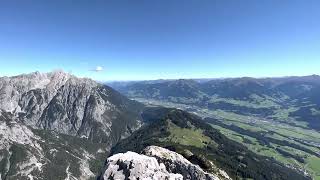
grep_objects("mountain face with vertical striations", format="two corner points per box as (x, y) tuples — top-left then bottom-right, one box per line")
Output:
(0, 71), (146, 179)
(0, 71), (144, 145)
(0, 110), (110, 179)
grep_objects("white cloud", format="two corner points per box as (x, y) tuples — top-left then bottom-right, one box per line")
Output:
(90, 66), (104, 72)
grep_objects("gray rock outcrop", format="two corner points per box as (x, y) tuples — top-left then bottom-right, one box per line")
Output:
(102, 151), (183, 180)
(101, 146), (230, 180)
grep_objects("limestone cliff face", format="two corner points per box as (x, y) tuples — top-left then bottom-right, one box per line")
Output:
(100, 146), (230, 180)
(0, 71), (144, 145)
(0, 110), (109, 180)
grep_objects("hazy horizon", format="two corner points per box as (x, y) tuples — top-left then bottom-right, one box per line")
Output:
(1, 69), (320, 82)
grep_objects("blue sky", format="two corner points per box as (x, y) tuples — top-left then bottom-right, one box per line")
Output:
(0, 0), (319, 81)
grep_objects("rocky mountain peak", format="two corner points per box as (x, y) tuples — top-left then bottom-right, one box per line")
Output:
(0, 71), (144, 145)
(101, 151), (183, 180)
(101, 146), (225, 180)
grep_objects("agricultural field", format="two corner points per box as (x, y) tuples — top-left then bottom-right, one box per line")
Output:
(132, 97), (320, 179)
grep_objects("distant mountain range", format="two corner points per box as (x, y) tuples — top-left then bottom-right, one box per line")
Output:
(108, 75), (320, 131)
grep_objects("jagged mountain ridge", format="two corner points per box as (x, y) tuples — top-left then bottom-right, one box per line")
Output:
(0, 71), (147, 180)
(0, 71), (144, 145)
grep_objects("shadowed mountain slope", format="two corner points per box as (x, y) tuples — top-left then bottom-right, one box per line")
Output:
(111, 107), (309, 180)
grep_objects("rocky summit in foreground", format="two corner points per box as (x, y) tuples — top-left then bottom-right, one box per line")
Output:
(100, 146), (228, 180)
